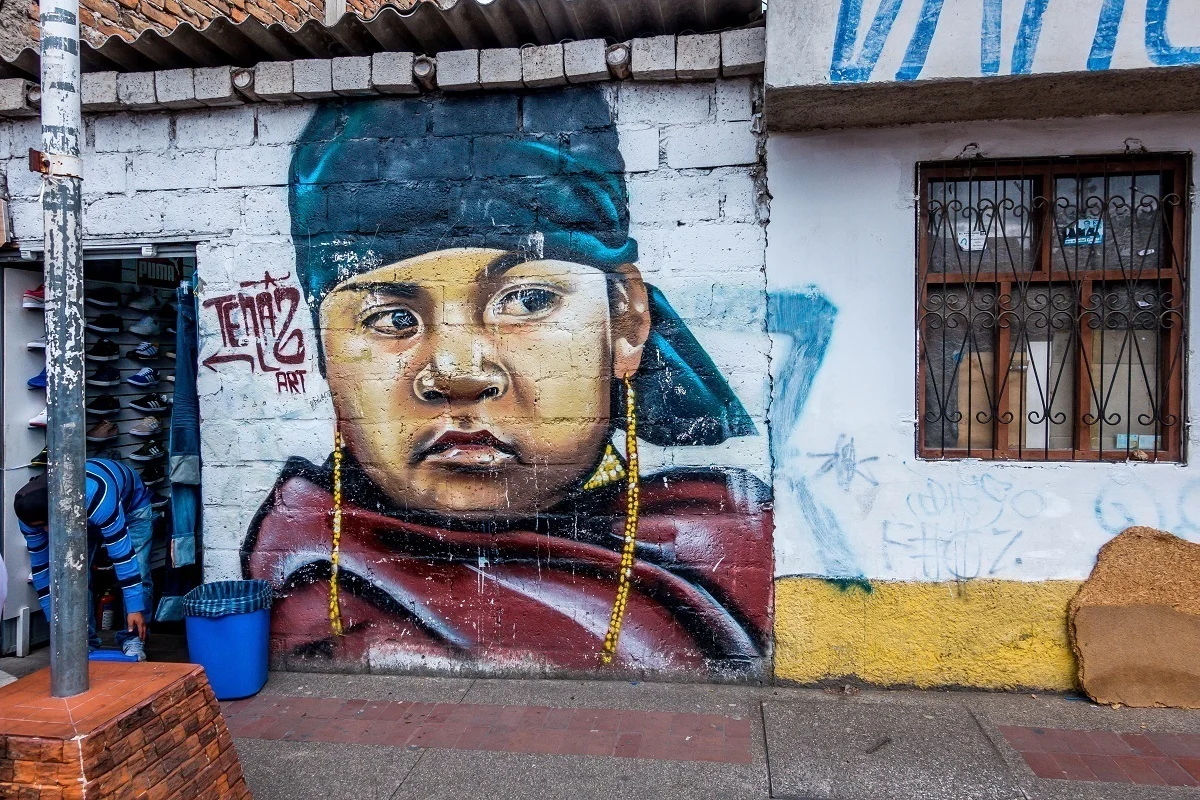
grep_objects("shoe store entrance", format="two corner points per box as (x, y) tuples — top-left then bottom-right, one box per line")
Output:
(0, 246), (200, 663)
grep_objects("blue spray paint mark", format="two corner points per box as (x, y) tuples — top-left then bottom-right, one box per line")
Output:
(1087, 0), (1126, 70)
(895, 0), (946, 81)
(822, 577), (874, 593)
(831, 0), (907, 83)
(1011, 0), (1050, 74)
(768, 288), (863, 579)
(768, 288), (837, 464)
(981, 0), (1003, 75)
(1146, 0), (1200, 66)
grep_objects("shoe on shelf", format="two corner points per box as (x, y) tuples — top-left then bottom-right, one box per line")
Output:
(27, 369), (46, 390)
(129, 416), (162, 437)
(138, 464), (165, 487)
(166, 325), (177, 335)
(127, 367), (159, 388)
(86, 394), (121, 417)
(86, 313), (123, 334)
(86, 420), (120, 442)
(86, 338), (120, 361)
(26, 336), (46, 350)
(29, 447), (48, 468)
(129, 316), (160, 337)
(28, 408), (47, 428)
(93, 446), (122, 460)
(22, 285), (45, 309)
(150, 492), (170, 509)
(128, 341), (159, 361)
(163, 373), (175, 383)
(128, 288), (161, 312)
(86, 287), (122, 308)
(87, 365), (121, 386)
(129, 393), (170, 414)
(121, 636), (146, 662)
(130, 440), (166, 462)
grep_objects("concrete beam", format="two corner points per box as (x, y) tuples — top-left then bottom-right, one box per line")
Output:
(564, 39), (609, 84)
(522, 44), (566, 88)
(721, 28), (766, 77)
(116, 72), (159, 110)
(155, 68), (203, 109)
(437, 49), (480, 91)
(480, 48), (523, 89)
(252, 61), (298, 102)
(371, 52), (418, 94)
(632, 36), (676, 80)
(332, 56), (375, 96)
(194, 67), (243, 107)
(292, 59), (337, 99)
(676, 34), (720, 80)
(81, 72), (120, 112)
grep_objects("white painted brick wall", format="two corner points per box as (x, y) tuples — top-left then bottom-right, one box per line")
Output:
(664, 121), (758, 169)
(130, 150), (217, 191)
(1, 79), (766, 583)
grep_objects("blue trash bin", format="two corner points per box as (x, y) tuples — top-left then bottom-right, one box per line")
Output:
(184, 580), (273, 700)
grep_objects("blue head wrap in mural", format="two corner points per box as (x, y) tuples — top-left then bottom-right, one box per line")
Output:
(289, 87), (755, 446)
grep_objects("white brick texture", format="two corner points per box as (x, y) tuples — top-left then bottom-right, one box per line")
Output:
(664, 121), (758, 169)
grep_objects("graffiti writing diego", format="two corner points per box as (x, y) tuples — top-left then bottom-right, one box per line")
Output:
(239, 87), (773, 678)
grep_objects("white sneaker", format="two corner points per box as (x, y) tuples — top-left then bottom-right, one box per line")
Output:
(128, 289), (160, 312)
(26, 337), (46, 350)
(28, 408), (47, 428)
(121, 637), (146, 661)
(129, 316), (160, 337)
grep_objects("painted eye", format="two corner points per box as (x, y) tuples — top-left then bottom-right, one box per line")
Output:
(495, 287), (559, 317)
(364, 308), (420, 338)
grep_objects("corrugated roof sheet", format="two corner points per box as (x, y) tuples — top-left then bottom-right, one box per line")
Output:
(0, 0), (761, 79)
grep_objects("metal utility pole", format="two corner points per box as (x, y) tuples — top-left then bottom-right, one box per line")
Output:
(39, 0), (88, 697)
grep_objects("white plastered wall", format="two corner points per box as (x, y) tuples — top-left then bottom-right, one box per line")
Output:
(767, 113), (1200, 583)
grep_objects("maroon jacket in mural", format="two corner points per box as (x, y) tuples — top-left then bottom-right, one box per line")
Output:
(242, 456), (773, 677)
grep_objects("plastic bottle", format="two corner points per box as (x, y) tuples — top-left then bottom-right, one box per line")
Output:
(99, 591), (115, 631)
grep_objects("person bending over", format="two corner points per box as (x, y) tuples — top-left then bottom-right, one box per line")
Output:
(14, 458), (155, 660)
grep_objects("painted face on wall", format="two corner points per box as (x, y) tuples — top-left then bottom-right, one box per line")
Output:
(245, 88), (772, 678)
(320, 248), (650, 518)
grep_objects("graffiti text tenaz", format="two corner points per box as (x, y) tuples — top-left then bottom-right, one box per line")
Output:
(202, 271), (308, 392)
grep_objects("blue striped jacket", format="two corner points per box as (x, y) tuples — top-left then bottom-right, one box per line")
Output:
(19, 459), (153, 618)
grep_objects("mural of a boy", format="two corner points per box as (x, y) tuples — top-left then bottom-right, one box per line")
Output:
(242, 86), (773, 677)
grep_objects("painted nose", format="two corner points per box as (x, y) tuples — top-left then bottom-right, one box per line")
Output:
(413, 351), (508, 404)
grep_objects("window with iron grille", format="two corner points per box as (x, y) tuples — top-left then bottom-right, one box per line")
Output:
(918, 155), (1189, 461)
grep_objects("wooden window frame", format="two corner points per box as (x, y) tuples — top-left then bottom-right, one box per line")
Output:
(916, 154), (1190, 463)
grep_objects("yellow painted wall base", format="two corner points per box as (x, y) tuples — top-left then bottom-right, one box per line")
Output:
(774, 577), (1082, 690)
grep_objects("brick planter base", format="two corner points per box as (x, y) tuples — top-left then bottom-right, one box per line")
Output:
(0, 661), (250, 799)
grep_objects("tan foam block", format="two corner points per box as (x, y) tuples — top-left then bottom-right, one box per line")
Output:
(1069, 526), (1200, 708)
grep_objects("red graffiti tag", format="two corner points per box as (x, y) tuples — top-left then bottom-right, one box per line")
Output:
(203, 271), (308, 392)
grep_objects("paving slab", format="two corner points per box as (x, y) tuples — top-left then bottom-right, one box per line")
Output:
(260, 669), (475, 703)
(389, 747), (768, 800)
(458, 676), (762, 716)
(234, 738), (422, 800)
(763, 697), (1022, 800)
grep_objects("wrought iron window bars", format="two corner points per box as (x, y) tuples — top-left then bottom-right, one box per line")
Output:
(918, 155), (1189, 462)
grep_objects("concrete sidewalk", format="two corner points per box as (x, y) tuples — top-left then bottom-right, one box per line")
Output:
(5, 648), (1200, 798)
(219, 671), (1200, 800)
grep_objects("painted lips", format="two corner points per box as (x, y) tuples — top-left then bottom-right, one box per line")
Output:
(418, 429), (518, 468)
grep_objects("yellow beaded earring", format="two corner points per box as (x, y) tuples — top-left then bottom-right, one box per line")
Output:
(329, 426), (345, 637)
(601, 374), (640, 665)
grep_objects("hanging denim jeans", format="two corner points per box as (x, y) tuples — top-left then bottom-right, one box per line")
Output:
(169, 284), (200, 568)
